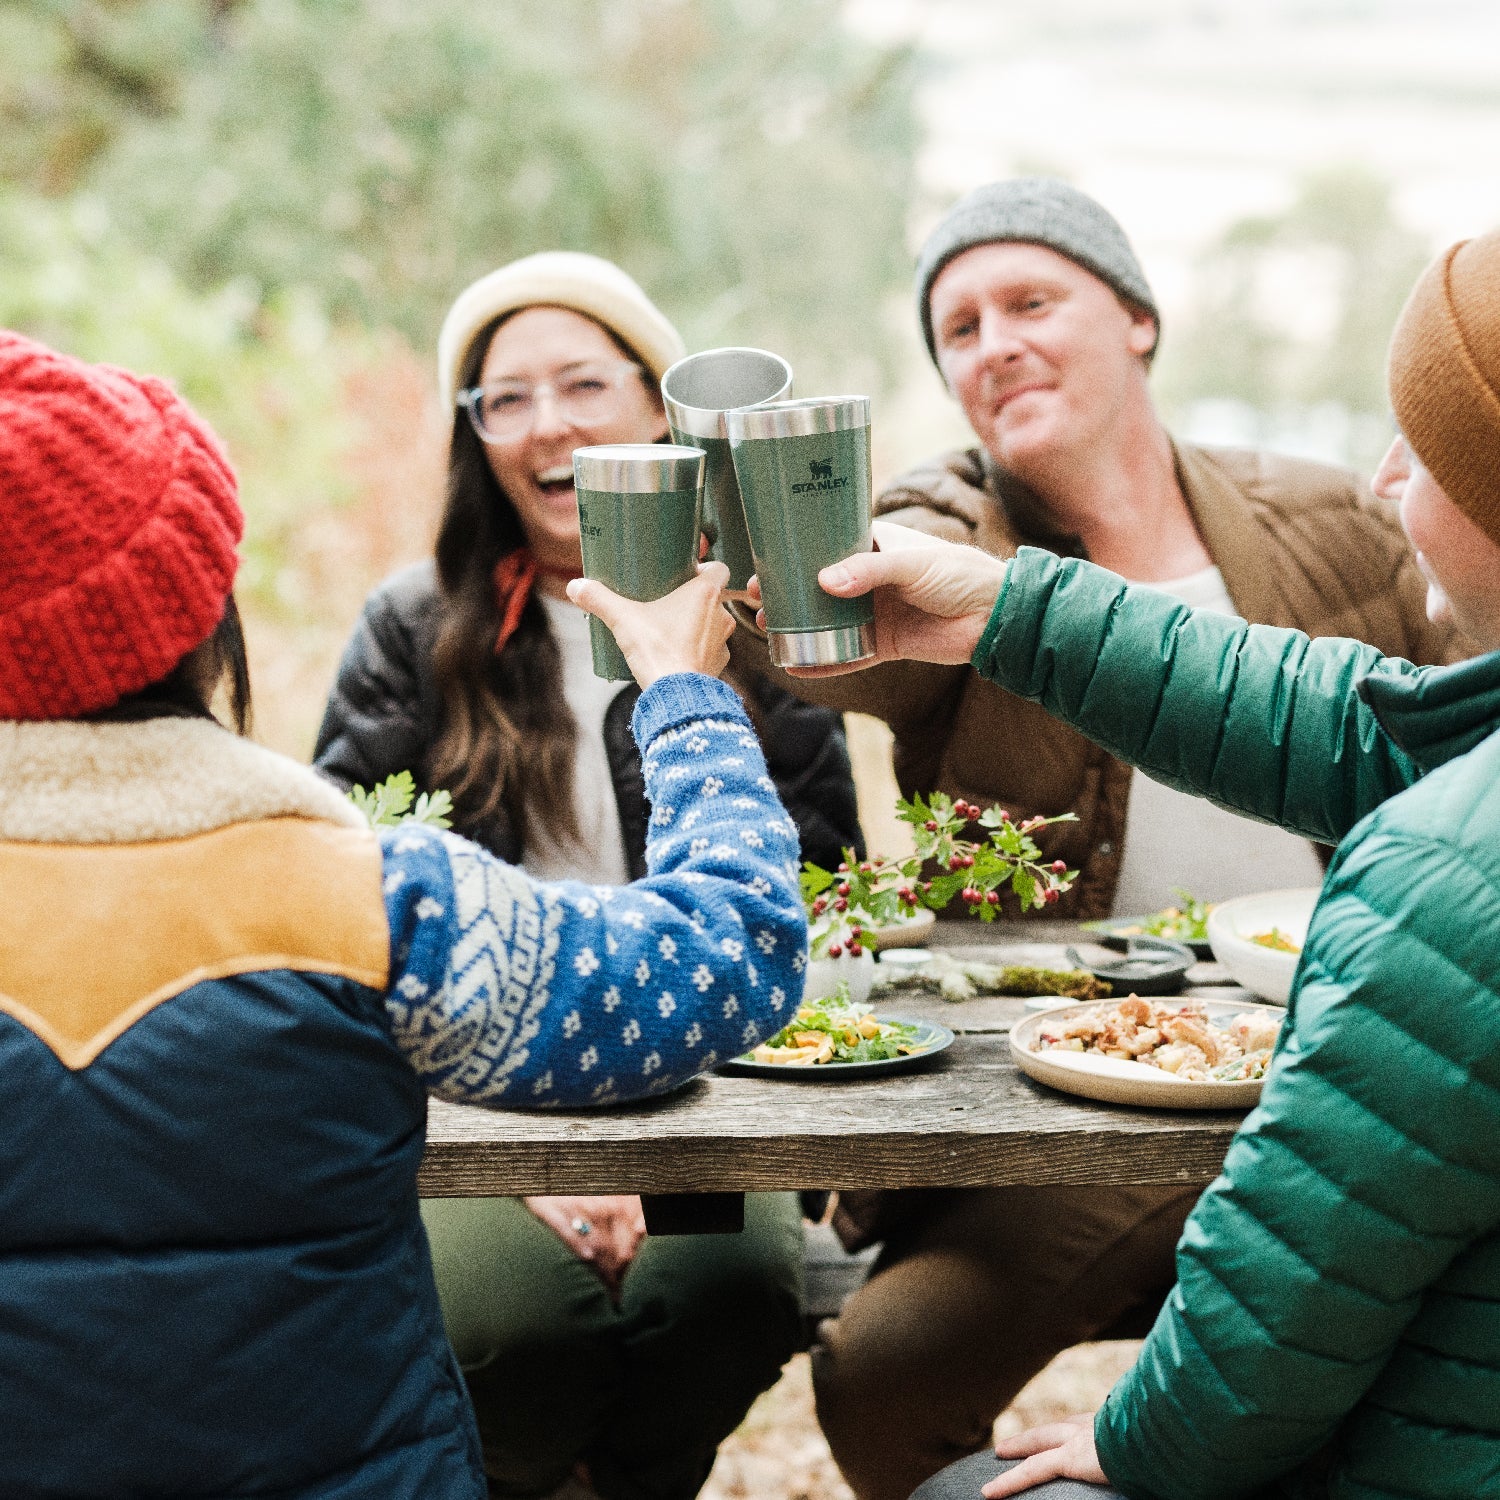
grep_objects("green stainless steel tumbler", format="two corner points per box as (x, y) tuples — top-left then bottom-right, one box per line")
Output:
(724, 396), (876, 669)
(661, 347), (792, 599)
(573, 443), (706, 681)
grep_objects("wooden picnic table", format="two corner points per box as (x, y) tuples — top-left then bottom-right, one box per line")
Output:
(419, 922), (1260, 1223)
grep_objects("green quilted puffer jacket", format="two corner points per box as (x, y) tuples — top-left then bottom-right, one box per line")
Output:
(976, 549), (1500, 1500)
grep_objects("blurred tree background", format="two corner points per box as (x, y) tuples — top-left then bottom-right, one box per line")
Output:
(1, 0), (1442, 759)
(1, 0), (922, 750)
(1154, 165), (1430, 479)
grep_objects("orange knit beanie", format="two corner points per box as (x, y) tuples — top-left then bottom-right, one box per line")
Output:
(1387, 230), (1500, 548)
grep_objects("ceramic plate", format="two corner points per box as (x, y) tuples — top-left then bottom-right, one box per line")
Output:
(720, 1015), (955, 1080)
(1081, 917), (1213, 960)
(1008, 998), (1285, 1109)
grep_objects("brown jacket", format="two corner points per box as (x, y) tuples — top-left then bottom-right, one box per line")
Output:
(748, 439), (1467, 919)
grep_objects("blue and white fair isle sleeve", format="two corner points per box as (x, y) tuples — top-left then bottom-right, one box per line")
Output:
(379, 674), (809, 1107)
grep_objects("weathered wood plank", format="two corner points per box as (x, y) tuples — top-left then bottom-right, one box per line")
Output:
(419, 1034), (1245, 1197)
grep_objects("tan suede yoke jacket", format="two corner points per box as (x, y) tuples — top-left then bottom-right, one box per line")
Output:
(751, 440), (1467, 917)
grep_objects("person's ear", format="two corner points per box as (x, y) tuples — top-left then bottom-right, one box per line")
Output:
(1370, 433), (1411, 504)
(1126, 308), (1158, 359)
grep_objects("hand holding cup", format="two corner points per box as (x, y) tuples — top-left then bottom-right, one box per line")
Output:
(748, 521), (1010, 677)
(569, 563), (736, 689)
(574, 442), (706, 680)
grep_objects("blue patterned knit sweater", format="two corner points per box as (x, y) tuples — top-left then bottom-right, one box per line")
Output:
(377, 673), (809, 1106)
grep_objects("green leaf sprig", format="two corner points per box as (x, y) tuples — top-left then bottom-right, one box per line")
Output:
(801, 792), (1078, 959)
(347, 770), (454, 829)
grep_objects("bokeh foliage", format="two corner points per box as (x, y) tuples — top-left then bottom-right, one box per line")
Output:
(1155, 166), (1430, 474)
(0, 185), (360, 609)
(5, 0), (921, 396)
(0, 0), (922, 751)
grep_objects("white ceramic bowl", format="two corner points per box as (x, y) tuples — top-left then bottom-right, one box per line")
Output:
(875, 948), (933, 974)
(1206, 888), (1320, 1004)
(803, 948), (876, 1005)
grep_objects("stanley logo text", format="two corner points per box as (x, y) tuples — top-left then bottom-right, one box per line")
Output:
(792, 458), (848, 495)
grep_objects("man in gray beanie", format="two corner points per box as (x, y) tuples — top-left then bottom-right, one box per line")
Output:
(914, 177), (1160, 363)
(749, 178), (1467, 1500)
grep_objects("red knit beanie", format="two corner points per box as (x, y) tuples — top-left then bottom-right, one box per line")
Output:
(0, 331), (243, 720)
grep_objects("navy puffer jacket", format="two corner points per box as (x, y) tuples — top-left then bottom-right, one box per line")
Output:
(0, 675), (806, 1496)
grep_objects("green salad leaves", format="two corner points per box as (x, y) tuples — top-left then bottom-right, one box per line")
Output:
(750, 986), (929, 1065)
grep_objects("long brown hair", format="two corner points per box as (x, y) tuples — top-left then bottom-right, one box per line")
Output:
(425, 315), (581, 848)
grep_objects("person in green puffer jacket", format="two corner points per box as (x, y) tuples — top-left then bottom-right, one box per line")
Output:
(771, 232), (1500, 1500)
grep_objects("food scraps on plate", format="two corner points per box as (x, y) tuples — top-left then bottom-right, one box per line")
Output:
(1032, 995), (1281, 1083)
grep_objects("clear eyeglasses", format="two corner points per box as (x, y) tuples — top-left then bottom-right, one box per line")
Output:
(459, 359), (646, 444)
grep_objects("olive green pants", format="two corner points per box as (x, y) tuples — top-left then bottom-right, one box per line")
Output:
(422, 1193), (805, 1500)
(811, 1184), (1197, 1500)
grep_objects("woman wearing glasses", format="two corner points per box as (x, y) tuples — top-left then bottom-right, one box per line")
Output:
(315, 252), (859, 1500)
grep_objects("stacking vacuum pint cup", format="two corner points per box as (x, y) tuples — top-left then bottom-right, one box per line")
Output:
(660, 347), (793, 598)
(724, 396), (876, 668)
(573, 443), (706, 681)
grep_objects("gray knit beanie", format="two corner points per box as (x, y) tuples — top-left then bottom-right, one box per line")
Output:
(916, 178), (1159, 364)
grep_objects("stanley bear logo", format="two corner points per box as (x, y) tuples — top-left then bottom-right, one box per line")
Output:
(792, 456), (848, 495)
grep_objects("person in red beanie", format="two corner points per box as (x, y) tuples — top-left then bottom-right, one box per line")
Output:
(0, 336), (244, 721)
(0, 330), (809, 1499)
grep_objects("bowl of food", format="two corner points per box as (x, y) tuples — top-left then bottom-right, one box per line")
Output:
(1206, 888), (1320, 1004)
(1082, 889), (1215, 958)
(1010, 996), (1284, 1108)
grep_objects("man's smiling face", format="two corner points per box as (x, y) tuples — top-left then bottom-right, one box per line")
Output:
(1374, 435), (1500, 652)
(930, 241), (1157, 477)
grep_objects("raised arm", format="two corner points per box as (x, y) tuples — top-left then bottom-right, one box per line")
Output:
(803, 540), (1423, 846)
(976, 548), (1421, 844)
(377, 670), (806, 1109)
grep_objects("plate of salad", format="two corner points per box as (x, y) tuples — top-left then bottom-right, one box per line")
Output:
(1082, 889), (1216, 959)
(720, 992), (954, 1079)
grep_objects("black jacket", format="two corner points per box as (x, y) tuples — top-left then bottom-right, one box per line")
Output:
(314, 562), (864, 877)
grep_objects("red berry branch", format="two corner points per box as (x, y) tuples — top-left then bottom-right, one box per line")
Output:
(801, 792), (1079, 959)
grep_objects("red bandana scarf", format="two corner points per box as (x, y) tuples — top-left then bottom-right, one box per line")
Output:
(492, 549), (583, 654)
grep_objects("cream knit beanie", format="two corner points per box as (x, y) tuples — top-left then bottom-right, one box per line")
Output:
(1388, 230), (1500, 548)
(437, 252), (685, 411)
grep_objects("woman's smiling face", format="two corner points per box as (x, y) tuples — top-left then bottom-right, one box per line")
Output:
(476, 306), (668, 570)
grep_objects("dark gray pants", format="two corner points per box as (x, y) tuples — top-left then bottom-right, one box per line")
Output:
(910, 1450), (1123, 1500)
